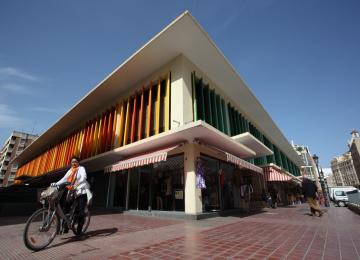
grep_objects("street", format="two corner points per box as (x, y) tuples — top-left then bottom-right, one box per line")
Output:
(0, 205), (359, 260)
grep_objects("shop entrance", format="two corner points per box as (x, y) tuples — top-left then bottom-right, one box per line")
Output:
(107, 172), (128, 209)
(128, 167), (152, 210)
(108, 154), (185, 211)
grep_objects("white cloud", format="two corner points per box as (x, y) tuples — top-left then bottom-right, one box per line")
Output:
(30, 106), (60, 113)
(0, 67), (38, 81)
(0, 104), (24, 128)
(0, 83), (33, 95)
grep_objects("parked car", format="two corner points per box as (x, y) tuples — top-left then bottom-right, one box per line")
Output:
(329, 186), (359, 207)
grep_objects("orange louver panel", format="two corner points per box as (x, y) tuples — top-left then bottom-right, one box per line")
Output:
(123, 99), (131, 146)
(101, 112), (108, 153)
(65, 135), (73, 165)
(70, 134), (77, 162)
(138, 89), (144, 141)
(110, 107), (117, 150)
(93, 117), (100, 155)
(130, 95), (137, 143)
(116, 102), (125, 148)
(155, 80), (161, 135)
(28, 160), (35, 176)
(78, 129), (85, 158)
(146, 85), (152, 138)
(165, 73), (171, 131)
(105, 108), (113, 152)
(85, 122), (94, 158)
(49, 146), (57, 172)
(60, 140), (68, 168)
(81, 124), (90, 160)
(92, 119), (97, 156)
(33, 156), (41, 176)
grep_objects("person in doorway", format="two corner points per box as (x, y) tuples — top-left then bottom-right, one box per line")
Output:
(53, 156), (88, 235)
(269, 188), (281, 208)
(262, 189), (272, 208)
(154, 173), (163, 210)
(165, 175), (173, 210)
(302, 177), (324, 217)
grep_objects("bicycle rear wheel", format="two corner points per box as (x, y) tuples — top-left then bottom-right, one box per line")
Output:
(23, 208), (60, 251)
(71, 210), (91, 236)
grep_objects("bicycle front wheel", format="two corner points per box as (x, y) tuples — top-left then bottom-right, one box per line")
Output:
(23, 208), (60, 251)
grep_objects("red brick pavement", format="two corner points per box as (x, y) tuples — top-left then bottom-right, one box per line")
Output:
(0, 204), (359, 259)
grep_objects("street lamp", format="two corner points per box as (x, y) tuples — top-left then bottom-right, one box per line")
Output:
(312, 154), (330, 207)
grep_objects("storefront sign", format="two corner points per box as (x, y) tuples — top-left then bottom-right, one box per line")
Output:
(175, 189), (184, 199)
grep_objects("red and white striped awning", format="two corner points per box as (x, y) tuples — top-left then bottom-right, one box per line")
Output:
(263, 166), (292, 182)
(104, 145), (179, 173)
(226, 153), (263, 174)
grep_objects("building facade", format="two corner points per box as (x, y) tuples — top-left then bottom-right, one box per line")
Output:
(331, 152), (359, 186)
(14, 12), (303, 217)
(0, 131), (37, 187)
(349, 130), (360, 182)
(292, 143), (322, 186)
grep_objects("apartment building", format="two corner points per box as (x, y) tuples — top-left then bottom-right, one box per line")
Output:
(331, 152), (359, 186)
(0, 131), (37, 187)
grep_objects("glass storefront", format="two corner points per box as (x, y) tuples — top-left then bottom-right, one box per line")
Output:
(200, 154), (263, 212)
(107, 154), (184, 211)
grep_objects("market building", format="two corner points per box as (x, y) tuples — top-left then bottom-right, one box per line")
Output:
(14, 12), (303, 218)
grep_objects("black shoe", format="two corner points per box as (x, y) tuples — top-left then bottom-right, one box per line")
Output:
(63, 227), (69, 234)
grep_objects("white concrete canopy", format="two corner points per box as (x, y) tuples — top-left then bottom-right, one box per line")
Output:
(232, 133), (273, 158)
(80, 120), (256, 173)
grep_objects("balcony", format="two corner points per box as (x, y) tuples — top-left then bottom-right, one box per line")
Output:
(10, 139), (16, 145)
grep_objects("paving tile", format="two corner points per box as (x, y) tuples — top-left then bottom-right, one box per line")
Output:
(1, 205), (360, 259)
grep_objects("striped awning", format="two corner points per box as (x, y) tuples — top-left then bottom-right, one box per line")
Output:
(226, 153), (263, 174)
(263, 166), (292, 182)
(104, 145), (179, 173)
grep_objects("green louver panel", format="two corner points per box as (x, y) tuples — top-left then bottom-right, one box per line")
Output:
(191, 74), (298, 173)
(194, 77), (202, 120)
(203, 84), (211, 125)
(221, 99), (228, 134)
(274, 145), (282, 168)
(210, 89), (217, 129)
(239, 115), (244, 133)
(199, 78), (206, 121)
(215, 94), (223, 132)
(227, 103), (233, 135)
(234, 108), (239, 134)
(191, 72), (198, 121)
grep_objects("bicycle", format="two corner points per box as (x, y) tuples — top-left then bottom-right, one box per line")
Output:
(23, 182), (91, 251)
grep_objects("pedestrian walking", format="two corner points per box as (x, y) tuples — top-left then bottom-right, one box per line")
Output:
(302, 176), (324, 217)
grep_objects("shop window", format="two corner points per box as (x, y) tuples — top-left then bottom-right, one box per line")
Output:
(125, 154), (184, 212)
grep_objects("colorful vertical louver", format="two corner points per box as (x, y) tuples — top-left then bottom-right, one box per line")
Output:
(16, 73), (171, 178)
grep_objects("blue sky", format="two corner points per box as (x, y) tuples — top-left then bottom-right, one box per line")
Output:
(0, 0), (359, 168)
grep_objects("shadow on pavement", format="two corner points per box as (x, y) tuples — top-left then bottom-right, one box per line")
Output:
(0, 216), (28, 226)
(43, 227), (118, 250)
(219, 209), (268, 218)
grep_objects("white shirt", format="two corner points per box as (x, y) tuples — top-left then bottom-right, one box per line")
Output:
(56, 166), (87, 196)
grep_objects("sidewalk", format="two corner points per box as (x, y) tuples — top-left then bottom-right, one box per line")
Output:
(0, 204), (359, 259)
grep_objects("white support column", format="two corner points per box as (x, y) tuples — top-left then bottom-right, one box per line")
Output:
(184, 143), (203, 214)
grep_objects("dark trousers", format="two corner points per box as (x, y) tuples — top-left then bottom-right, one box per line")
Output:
(64, 191), (87, 234)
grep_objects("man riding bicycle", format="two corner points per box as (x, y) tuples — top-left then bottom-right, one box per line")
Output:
(52, 156), (88, 236)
